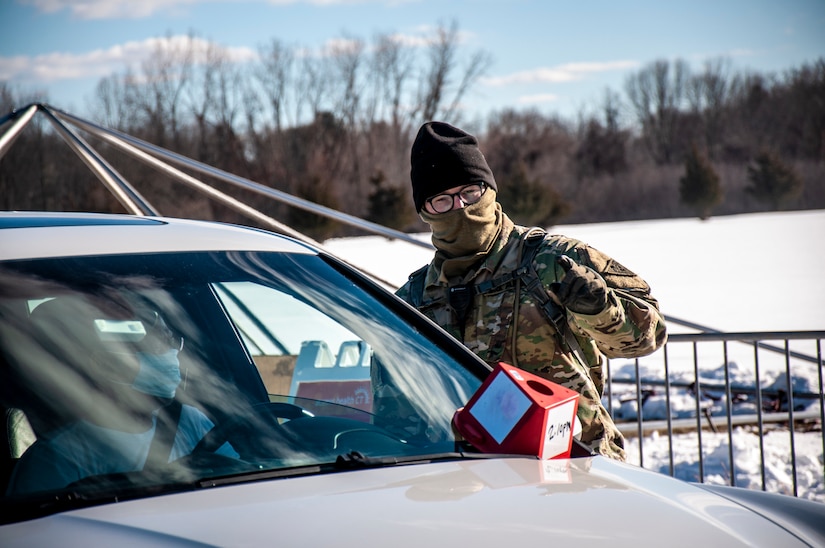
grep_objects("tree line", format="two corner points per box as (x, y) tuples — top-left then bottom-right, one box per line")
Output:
(1, 24), (823, 240)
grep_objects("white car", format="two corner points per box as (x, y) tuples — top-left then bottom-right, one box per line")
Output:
(0, 212), (822, 547)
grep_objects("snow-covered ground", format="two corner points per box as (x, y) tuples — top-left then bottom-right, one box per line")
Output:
(325, 209), (825, 501)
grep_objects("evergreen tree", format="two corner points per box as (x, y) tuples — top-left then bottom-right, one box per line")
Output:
(574, 118), (628, 178)
(365, 170), (413, 230)
(679, 144), (723, 220)
(497, 163), (570, 227)
(746, 150), (803, 210)
(286, 175), (341, 241)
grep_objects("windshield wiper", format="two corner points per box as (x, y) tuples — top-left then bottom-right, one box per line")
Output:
(0, 476), (195, 525)
(194, 450), (472, 488)
(333, 450), (481, 470)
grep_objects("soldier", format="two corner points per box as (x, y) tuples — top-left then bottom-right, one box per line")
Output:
(396, 122), (667, 460)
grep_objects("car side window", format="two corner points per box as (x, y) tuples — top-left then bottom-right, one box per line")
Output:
(215, 282), (373, 413)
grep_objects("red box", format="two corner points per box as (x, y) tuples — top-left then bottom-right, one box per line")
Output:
(453, 363), (580, 460)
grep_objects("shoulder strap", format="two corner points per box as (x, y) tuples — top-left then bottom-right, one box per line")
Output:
(472, 230), (545, 295)
(145, 399), (182, 469)
(516, 229), (589, 367)
(407, 265), (429, 308)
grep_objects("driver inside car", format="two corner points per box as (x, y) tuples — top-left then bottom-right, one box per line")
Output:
(6, 295), (238, 496)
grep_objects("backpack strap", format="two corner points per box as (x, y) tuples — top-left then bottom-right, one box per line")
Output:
(406, 264), (429, 309)
(516, 229), (589, 367)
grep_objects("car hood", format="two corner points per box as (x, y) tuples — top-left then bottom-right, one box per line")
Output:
(0, 457), (816, 547)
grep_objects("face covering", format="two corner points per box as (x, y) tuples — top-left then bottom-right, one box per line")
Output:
(131, 349), (181, 399)
(420, 189), (503, 280)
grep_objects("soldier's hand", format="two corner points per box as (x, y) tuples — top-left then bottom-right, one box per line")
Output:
(550, 255), (609, 315)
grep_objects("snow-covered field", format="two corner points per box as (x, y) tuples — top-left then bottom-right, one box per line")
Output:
(325, 209), (825, 501)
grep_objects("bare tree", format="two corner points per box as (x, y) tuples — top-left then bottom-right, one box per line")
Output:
(294, 55), (330, 124)
(575, 89), (629, 178)
(625, 58), (691, 164)
(92, 68), (146, 132)
(415, 21), (491, 124)
(370, 33), (415, 134)
(254, 39), (295, 133)
(443, 49), (491, 120)
(328, 35), (365, 133)
(137, 33), (196, 148)
(687, 58), (734, 159)
(418, 23), (454, 122)
(93, 74), (128, 129)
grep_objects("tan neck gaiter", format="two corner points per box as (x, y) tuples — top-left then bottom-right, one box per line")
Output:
(420, 190), (503, 281)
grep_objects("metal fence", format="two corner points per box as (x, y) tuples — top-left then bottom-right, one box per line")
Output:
(605, 330), (825, 499)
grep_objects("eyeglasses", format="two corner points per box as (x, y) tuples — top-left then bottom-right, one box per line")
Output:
(425, 183), (487, 214)
(138, 310), (184, 353)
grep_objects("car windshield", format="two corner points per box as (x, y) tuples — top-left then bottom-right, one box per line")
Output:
(0, 250), (484, 512)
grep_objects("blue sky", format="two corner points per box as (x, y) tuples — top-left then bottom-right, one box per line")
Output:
(1, 0), (824, 122)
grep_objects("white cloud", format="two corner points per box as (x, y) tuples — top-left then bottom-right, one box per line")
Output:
(309, 25), (461, 59)
(0, 35), (257, 83)
(366, 25), (474, 50)
(20, 0), (204, 19)
(385, 32), (431, 48)
(267, 0), (421, 6)
(725, 48), (756, 58)
(320, 37), (365, 57)
(20, 0), (414, 19)
(516, 93), (560, 105)
(483, 60), (640, 87)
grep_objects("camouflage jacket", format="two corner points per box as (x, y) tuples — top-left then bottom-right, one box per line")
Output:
(396, 217), (667, 460)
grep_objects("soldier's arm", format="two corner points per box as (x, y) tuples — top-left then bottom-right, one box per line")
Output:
(536, 237), (667, 359)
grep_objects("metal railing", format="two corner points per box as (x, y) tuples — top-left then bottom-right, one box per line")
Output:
(606, 330), (825, 499)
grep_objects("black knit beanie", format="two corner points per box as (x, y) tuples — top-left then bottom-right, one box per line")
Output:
(410, 122), (497, 212)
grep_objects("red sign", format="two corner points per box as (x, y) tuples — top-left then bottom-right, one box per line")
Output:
(295, 380), (373, 418)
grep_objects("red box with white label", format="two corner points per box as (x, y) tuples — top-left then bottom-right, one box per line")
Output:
(453, 363), (580, 460)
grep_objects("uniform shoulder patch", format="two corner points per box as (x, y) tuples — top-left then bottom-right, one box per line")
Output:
(603, 258), (650, 292)
(604, 259), (635, 277)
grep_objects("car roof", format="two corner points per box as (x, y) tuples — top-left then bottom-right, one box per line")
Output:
(0, 212), (316, 261)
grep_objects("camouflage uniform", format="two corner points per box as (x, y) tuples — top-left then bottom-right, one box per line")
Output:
(397, 215), (667, 460)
